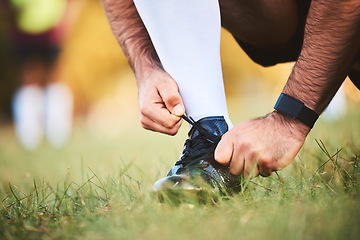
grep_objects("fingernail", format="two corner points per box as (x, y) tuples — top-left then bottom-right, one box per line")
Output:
(173, 104), (184, 116)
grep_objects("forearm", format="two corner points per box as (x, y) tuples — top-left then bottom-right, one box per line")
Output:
(101, 0), (162, 80)
(283, 0), (360, 114)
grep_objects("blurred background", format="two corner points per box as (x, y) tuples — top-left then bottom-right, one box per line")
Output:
(0, 0), (359, 169)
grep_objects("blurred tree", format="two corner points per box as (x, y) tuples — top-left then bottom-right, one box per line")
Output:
(10, 0), (66, 34)
(59, 0), (131, 113)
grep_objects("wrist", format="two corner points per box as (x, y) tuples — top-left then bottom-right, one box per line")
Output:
(269, 111), (310, 138)
(133, 45), (163, 80)
(134, 58), (163, 84)
(135, 66), (174, 97)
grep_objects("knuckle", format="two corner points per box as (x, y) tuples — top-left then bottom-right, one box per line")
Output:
(159, 84), (179, 102)
(139, 115), (147, 124)
(140, 117), (152, 131)
(164, 94), (180, 106)
(249, 149), (260, 160)
(229, 165), (240, 175)
(139, 104), (150, 116)
(239, 141), (250, 151)
(162, 122), (172, 129)
(163, 120), (177, 129)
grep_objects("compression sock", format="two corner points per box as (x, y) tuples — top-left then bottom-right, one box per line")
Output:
(133, 0), (232, 127)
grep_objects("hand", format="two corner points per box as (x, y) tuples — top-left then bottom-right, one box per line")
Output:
(137, 69), (185, 135)
(214, 112), (310, 178)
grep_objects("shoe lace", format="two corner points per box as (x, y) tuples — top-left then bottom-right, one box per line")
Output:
(181, 115), (221, 144)
(175, 115), (222, 171)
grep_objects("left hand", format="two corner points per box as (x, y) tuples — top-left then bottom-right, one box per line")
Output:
(214, 112), (310, 178)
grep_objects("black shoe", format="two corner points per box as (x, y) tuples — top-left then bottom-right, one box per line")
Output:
(153, 115), (242, 198)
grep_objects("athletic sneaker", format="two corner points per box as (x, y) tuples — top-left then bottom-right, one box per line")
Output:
(153, 116), (242, 197)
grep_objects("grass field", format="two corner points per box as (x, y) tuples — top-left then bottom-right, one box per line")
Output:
(0, 105), (359, 240)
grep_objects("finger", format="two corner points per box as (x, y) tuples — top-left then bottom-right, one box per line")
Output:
(157, 82), (185, 117)
(214, 133), (234, 165)
(258, 163), (275, 177)
(228, 153), (245, 176)
(259, 170), (275, 177)
(257, 155), (279, 177)
(243, 163), (259, 179)
(243, 154), (260, 179)
(141, 115), (182, 136)
(141, 102), (182, 129)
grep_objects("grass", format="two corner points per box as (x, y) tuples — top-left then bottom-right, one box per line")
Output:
(0, 106), (359, 240)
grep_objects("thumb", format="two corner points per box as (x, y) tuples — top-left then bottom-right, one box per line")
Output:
(214, 134), (233, 165)
(158, 83), (185, 116)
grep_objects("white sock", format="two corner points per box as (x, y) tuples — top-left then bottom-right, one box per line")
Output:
(12, 85), (44, 151)
(133, 0), (232, 127)
(44, 82), (73, 148)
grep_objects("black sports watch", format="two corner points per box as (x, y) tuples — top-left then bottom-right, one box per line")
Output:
(274, 93), (319, 129)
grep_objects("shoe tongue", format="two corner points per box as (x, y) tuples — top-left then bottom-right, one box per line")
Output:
(189, 116), (228, 139)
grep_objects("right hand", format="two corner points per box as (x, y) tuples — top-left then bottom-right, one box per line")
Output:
(137, 69), (185, 135)
(215, 112), (309, 178)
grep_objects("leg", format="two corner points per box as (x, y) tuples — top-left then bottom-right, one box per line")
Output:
(220, 0), (310, 67)
(43, 47), (73, 149)
(12, 56), (46, 151)
(133, 0), (232, 126)
(132, 0), (242, 196)
(220, 0), (298, 50)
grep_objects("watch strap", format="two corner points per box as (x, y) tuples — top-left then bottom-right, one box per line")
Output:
(274, 93), (319, 129)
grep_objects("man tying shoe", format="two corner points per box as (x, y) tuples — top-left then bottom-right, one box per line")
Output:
(101, 0), (360, 194)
